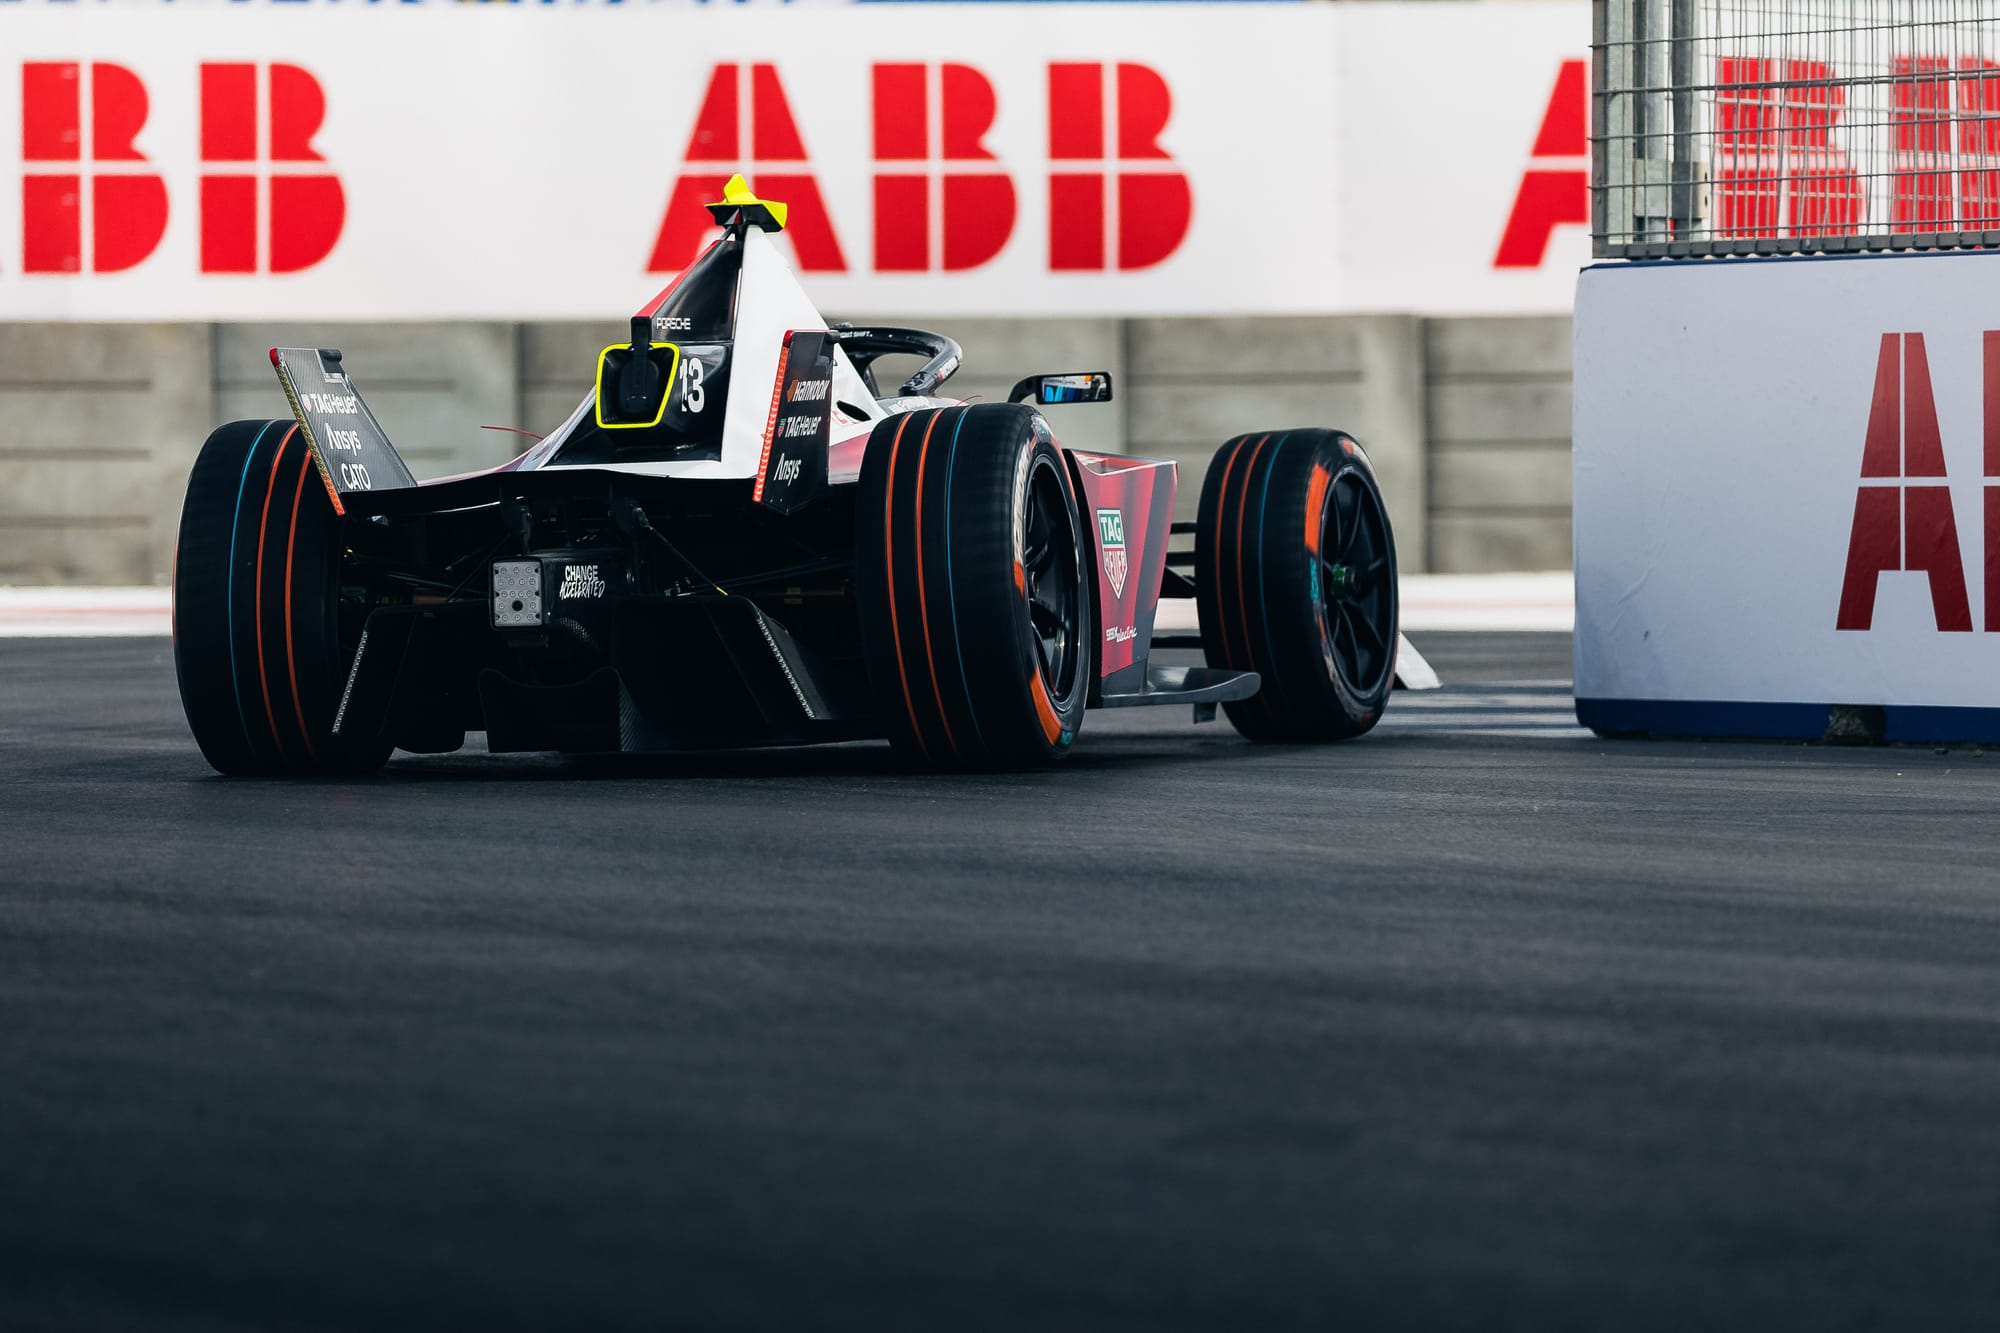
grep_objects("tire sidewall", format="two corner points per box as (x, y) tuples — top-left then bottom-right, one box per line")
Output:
(1011, 420), (1091, 752)
(173, 419), (384, 776)
(1305, 447), (1398, 723)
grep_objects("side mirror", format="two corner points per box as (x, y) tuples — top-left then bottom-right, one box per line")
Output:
(1009, 371), (1114, 406)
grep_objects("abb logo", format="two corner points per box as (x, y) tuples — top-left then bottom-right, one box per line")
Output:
(646, 64), (848, 274)
(873, 63), (1012, 271)
(1836, 331), (2000, 632)
(21, 63), (166, 273)
(1715, 56), (2000, 235)
(1711, 58), (1862, 239)
(1495, 59), (1587, 269)
(11, 61), (343, 276)
(198, 63), (344, 274)
(1494, 55), (2000, 262)
(1047, 62), (1192, 271)
(647, 61), (1192, 275)
(1885, 57), (2000, 230)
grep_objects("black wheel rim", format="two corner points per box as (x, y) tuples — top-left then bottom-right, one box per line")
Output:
(1021, 458), (1081, 704)
(1316, 468), (1395, 696)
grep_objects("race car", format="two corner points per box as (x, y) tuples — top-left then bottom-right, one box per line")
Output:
(172, 177), (1407, 774)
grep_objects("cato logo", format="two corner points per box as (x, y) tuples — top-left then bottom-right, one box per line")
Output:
(1097, 507), (1128, 599)
(9, 60), (344, 276)
(647, 61), (1194, 277)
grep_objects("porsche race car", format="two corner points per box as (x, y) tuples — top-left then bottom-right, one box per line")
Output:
(172, 177), (1407, 774)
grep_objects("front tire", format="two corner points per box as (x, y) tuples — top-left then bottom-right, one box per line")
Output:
(173, 419), (391, 776)
(1195, 429), (1398, 742)
(855, 404), (1092, 768)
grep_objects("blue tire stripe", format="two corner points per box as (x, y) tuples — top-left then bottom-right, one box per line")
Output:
(942, 405), (987, 755)
(1253, 433), (1293, 720)
(225, 421), (283, 755)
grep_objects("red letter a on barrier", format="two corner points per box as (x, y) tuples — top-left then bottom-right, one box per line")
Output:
(1837, 332), (1973, 631)
(1493, 60), (1589, 269)
(647, 65), (847, 274)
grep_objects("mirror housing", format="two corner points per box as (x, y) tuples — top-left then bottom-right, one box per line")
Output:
(1009, 371), (1114, 406)
(595, 316), (681, 430)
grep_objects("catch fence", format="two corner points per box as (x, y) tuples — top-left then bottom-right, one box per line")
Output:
(1595, 0), (2000, 255)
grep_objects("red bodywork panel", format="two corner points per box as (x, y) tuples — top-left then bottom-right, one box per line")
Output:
(1065, 449), (1176, 694)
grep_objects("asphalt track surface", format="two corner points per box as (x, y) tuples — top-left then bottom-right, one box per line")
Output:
(5, 634), (2000, 1332)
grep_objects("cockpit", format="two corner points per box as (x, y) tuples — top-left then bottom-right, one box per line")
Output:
(539, 222), (964, 471)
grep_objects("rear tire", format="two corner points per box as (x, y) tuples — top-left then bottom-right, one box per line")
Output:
(172, 419), (391, 776)
(1195, 429), (1398, 742)
(855, 404), (1092, 768)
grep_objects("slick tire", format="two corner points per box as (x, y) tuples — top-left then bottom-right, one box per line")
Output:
(173, 419), (392, 777)
(856, 403), (1092, 769)
(1195, 429), (1399, 743)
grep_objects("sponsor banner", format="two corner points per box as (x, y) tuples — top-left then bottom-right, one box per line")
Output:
(1574, 250), (2000, 732)
(0, 6), (1585, 319)
(1342, 3), (1588, 315)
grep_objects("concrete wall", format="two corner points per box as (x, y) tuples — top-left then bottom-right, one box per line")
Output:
(0, 315), (1573, 584)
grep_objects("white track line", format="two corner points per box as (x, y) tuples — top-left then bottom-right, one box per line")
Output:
(1152, 572), (1572, 635)
(0, 573), (1575, 639)
(0, 588), (173, 637)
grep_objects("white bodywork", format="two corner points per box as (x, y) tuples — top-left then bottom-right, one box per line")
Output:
(531, 228), (880, 479)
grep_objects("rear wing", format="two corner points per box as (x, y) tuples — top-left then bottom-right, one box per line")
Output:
(271, 347), (418, 515)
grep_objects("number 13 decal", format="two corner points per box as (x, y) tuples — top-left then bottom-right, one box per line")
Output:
(681, 356), (706, 414)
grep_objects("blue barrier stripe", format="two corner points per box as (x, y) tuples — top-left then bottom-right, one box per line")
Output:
(226, 422), (283, 755)
(942, 406), (986, 755)
(1576, 697), (2000, 743)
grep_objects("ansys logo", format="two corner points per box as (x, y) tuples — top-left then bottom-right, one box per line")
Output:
(1097, 508), (1127, 599)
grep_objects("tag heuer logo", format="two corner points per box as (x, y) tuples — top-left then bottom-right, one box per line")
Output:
(1096, 508), (1128, 599)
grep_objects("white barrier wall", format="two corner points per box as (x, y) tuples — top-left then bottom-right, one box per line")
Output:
(0, 5), (1589, 320)
(1574, 250), (2000, 741)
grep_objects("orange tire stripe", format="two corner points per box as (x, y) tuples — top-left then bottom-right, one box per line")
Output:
(1233, 434), (1270, 676)
(881, 413), (928, 758)
(1304, 461), (1331, 555)
(912, 409), (958, 758)
(1209, 440), (1248, 667)
(283, 447), (318, 764)
(252, 426), (298, 763)
(1030, 674), (1062, 745)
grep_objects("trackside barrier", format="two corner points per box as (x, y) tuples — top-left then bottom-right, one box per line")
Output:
(0, 5), (1588, 319)
(1573, 250), (2000, 742)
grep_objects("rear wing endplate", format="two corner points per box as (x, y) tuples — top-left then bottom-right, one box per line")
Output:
(271, 347), (418, 515)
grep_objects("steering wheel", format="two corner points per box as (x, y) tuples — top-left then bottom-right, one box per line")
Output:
(830, 325), (964, 398)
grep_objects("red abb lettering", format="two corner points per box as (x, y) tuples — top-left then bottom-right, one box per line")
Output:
(1494, 59), (1587, 269)
(872, 63), (1015, 272)
(1985, 332), (2000, 632)
(647, 64), (846, 274)
(199, 63), (344, 273)
(21, 62), (168, 273)
(1837, 333), (1973, 632)
(1047, 62), (1191, 271)
(1712, 59), (1862, 240)
(1890, 57), (2000, 231)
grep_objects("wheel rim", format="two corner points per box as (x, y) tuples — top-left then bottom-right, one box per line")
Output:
(1316, 467), (1395, 696)
(1021, 457), (1082, 704)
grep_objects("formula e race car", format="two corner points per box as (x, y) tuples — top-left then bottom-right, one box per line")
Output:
(172, 177), (1406, 774)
